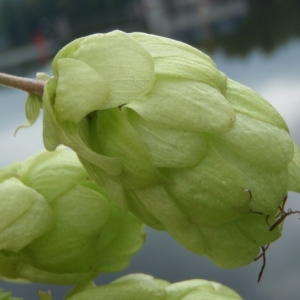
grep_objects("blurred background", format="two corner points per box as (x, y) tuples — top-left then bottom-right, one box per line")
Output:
(1, 0), (300, 299)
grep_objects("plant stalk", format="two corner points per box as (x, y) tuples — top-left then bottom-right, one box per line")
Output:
(0, 72), (44, 96)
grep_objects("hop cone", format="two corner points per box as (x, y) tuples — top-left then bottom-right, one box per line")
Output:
(0, 289), (22, 300)
(0, 148), (144, 284)
(41, 30), (300, 268)
(66, 273), (242, 300)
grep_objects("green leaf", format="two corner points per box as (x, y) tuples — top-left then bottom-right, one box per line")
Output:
(14, 93), (42, 135)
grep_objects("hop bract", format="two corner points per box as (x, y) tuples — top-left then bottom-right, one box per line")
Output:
(66, 273), (242, 300)
(42, 30), (300, 268)
(0, 148), (144, 284)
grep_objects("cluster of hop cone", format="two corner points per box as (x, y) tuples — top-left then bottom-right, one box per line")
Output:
(1, 30), (300, 299)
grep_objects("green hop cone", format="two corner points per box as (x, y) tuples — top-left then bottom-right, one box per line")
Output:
(41, 30), (300, 268)
(0, 148), (144, 284)
(65, 273), (242, 300)
(0, 288), (23, 300)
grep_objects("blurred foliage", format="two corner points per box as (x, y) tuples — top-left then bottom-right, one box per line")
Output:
(214, 0), (300, 56)
(0, 0), (300, 55)
(0, 0), (138, 49)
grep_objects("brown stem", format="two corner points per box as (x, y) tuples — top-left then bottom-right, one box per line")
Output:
(0, 72), (45, 96)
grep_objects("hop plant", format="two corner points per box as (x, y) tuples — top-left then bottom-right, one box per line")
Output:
(65, 273), (242, 300)
(3, 30), (300, 269)
(0, 148), (144, 284)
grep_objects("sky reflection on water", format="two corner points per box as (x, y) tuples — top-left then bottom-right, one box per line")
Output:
(1, 37), (300, 300)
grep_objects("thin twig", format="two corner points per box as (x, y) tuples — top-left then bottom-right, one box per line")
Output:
(0, 72), (44, 96)
(269, 209), (300, 231)
(254, 244), (270, 282)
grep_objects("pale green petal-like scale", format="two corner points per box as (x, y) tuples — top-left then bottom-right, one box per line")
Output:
(129, 33), (227, 93)
(160, 142), (250, 227)
(43, 79), (122, 176)
(71, 31), (155, 108)
(226, 78), (289, 131)
(125, 109), (207, 168)
(55, 58), (109, 123)
(165, 279), (242, 300)
(0, 178), (53, 252)
(211, 139), (288, 214)
(61, 121), (122, 176)
(21, 148), (88, 203)
(66, 273), (242, 300)
(16, 262), (95, 285)
(53, 183), (110, 234)
(42, 77), (66, 151)
(153, 56), (227, 93)
(217, 113), (294, 171)
(95, 108), (162, 188)
(132, 185), (208, 254)
(123, 188), (164, 230)
(0, 179), (33, 231)
(200, 223), (259, 268)
(234, 213), (281, 246)
(52, 36), (86, 76)
(130, 32), (214, 66)
(126, 78), (235, 133)
(93, 203), (145, 273)
(67, 274), (166, 300)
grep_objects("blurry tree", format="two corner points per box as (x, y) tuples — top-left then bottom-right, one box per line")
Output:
(215, 0), (300, 56)
(0, 0), (300, 55)
(0, 0), (137, 50)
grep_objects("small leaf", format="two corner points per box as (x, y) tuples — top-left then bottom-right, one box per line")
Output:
(14, 93), (42, 135)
